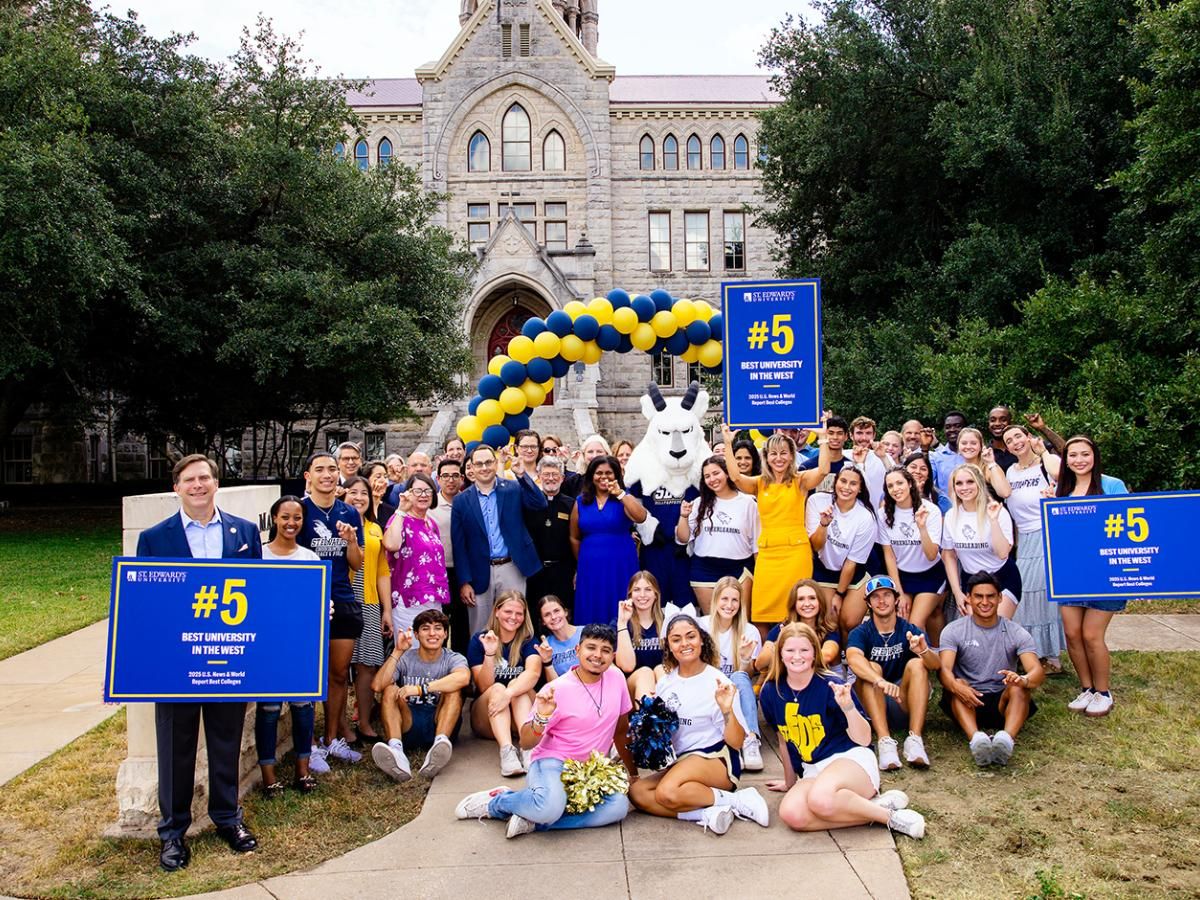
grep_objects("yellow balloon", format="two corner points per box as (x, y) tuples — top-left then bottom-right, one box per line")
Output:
(692, 300), (714, 322)
(533, 331), (561, 359)
(651, 310), (678, 338)
(507, 335), (536, 364)
(540, 378), (555, 393)
(671, 298), (697, 327)
(521, 379), (547, 408)
(564, 300), (588, 321)
(681, 344), (701, 363)
(487, 354), (511, 377)
(698, 340), (723, 368)
(581, 340), (602, 364)
(631, 323), (657, 351)
(476, 399), (505, 426)
(560, 334), (585, 362)
(499, 386), (527, 415)
(456, 415), (483, 443)
(611, 306), (638, 335)
(587, 297), (614, 325)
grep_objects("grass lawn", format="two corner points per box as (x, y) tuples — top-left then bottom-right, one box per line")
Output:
(0, 709), (427, 898)
(0, 507), (120, 660)
(893, 651), (1200, 898)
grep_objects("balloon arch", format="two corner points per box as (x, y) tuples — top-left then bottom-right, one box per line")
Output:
(456, 288), (725, 450)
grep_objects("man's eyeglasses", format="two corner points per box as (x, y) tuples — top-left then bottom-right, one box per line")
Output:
(441, 472), (463, 480)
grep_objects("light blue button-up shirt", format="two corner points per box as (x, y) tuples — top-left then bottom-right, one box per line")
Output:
(476, 484), (509, 558)
(930, 445), (965, 498)
(180, 508), (224, 560)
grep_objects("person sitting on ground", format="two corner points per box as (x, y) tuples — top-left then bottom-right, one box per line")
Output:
(845, 576), (939, 771)
(535, 594), (580, 681)
(613, 570), (666, 700)
(938, 573), (1044, 767)
(757, 578), (843, 677)
(370, 609), (470, 781)
(467, 590), (543, 777)
(762, 623), (925, 840)
(455, 624), (639, 838)
(697, 576), (765, 771)
(629, 615), (769, 835)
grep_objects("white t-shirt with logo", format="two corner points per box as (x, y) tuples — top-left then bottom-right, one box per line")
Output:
(697, 615), (762, 675)
(681, 493), (760, 559)
(876, 500), (943, 573)
(1004, 456), (1059, 532)
(941, 506), (1014, 574)
(805, 492), (877, 571)
(654, 664), (735, 756)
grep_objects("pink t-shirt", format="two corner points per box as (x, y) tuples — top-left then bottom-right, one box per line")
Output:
(529, 665), (633, 764)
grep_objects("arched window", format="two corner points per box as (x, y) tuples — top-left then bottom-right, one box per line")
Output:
(354, 139), (369, 171)
(686, 134), (702, 170)
(468, 131), (490, 172)
(502, 103), (531, 171)
(663, 134), (679, 170)
(639, 134), (655, 170)
(543, 130), (565, 171)
(378, 137), (393, 168)
(710, 135), (725, 170)
(333, 141), (345, 160)
(733, 134), (749, 170)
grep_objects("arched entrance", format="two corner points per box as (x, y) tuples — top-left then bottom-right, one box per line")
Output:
(471, 284), (556, 405)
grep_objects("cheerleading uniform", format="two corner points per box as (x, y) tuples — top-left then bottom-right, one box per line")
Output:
(653, 664), (742, 785)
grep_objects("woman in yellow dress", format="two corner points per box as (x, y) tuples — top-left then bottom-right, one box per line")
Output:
(723, 421), (830, 633)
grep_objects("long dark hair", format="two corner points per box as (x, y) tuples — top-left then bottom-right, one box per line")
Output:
(833, 464), (873, 512)
(1055, 435), (1106, 497)
(580, 454), (625, 504)
(342, 475), (376, 524)
(730, 438), (762, 477)
(661, 614), (719, 672)
(694, 456), (732, 530)
(267, 494), (305, 540)
(902, 451), (938, 505)
(882, 467), (922, 529)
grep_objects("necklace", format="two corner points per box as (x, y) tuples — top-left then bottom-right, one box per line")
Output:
(575, 669), (604, 717)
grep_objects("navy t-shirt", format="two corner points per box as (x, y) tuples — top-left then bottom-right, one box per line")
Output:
(760, 676), (864, 768)
(846, 617), (925, 684)
(467, 631), (539, 687)
(613, 619), (662, 671)
(299, 496), (364, 605)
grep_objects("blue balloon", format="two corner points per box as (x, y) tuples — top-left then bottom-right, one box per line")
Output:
(526, 357), (553, 383)
(617, 334), (634, 353)
(685, 320), (711, 345)
(631, 296), (656, 322)
(666, 330), (690, 355)
(500, 360), (528, 387)
(550, 356), (571, 377)
(607, 288), (632, 309)
(503, 412), (530, 433)
(573, 314), (600, 341)
(708, 313), (724, 340)
(758, 428), (774, 436)
(482, 424), (511, 448)
(653, 337), (670, 355)
(521, 317), (547, 339)
(478, 374), (505, 400)
(467, 395), (483, 414)
(596, 324), (621, 351)
(650, 289), (673, 312)
(465, 440), (481, 455)
(545, 310), (574, 337)
(702, 364), (721, 374)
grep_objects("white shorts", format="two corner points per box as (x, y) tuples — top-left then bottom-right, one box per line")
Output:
(801, 745), (880, 793)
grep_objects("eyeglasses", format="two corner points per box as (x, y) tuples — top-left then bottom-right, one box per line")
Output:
(541, 446), (558, 454)
(441, 472), (463, 480)
(518, 444), (539, 451)
(409, 488), (433, 497)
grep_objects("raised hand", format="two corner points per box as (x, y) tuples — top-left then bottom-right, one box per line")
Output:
(679, 500), (694, 519)
(480, 629), (500, 658)
(1025, 413), (1045, 430)
(986, 499), (1003, 520)
(617, 599), (634, 627)
(914, 505), (929, 529)
(818, 507), (834, 527)
(920, 427), (936, 450)
(535, 682), (558, 718)
(397, 490), (413, 514)
(536, 635), (553, 664)
(907, 630), (929, 656)
(851, 445), (869, 465)
(714, 680), (736, 715)
(738, 635), (757, 665)
(335, 519), (357, 543)
(981, 447), (996, 466)
(1030, 436), (1047, 457)
(395, 628), (414, 654)
(721, 422), (735, 444)
(832, 680), (856, 711)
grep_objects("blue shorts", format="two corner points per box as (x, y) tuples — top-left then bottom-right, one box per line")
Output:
(404, 700), (462, 749)
(962, 555), (1022, 604)
(812, 557), (869, 590)
(689, 555), (754, 587)
(899, 559), (948, 595)
(677, 740), (742, 787)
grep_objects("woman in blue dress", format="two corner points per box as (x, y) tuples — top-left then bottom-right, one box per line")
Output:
(570, 455), (647, 627)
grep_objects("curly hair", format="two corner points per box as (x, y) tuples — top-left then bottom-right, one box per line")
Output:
(661, 614), (720, 672)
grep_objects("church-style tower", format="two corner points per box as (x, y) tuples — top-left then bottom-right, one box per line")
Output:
(461, 0), (598, 56)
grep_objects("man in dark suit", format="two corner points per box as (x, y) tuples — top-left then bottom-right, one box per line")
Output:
(524, 455), (577, 614)
(451, 444), (546, 634)
(136, 454), (262, 871)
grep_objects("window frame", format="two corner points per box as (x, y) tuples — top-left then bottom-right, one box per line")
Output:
(651, 350), (675, 387)
(663, 134), (679, 171)
(648, 211), (672, 272)
(684, 211), (710, 271)
(502, 103), (532, 172)
(468, 131), (491, 172)
(733, 134), (749, 170)
(543, 129), (566, 171)
(723, 210), (746, 271)
(354, 139), (369, 171)
(710, 134), (725, 170)
(377, 137), (393, 168)
(686, 134), (702, 170)
(639, 134), (655, 171)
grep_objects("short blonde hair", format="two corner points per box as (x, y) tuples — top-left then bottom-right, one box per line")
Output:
(766, 623), (830, 689)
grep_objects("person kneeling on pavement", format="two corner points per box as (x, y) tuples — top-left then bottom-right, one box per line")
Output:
(845, 576), (939, 771)
(370, 609), (469, 781)
(938, 573), (1044, 767)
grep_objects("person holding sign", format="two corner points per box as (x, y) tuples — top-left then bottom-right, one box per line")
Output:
(135, 454), (262, 871)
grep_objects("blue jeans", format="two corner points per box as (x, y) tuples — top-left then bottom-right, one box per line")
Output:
(255, 702), (314, 765)
(731, 671), (759, 736)
(488, 757), (630, 831)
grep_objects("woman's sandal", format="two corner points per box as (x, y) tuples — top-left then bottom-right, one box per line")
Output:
(262, 781), (284, 798)
(293, 775), (318, 794)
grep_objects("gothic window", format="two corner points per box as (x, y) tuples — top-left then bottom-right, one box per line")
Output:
(686, 134), (702, 170)
(378, 137), (393, 168)
(710, 135), (725, 170)
(733, 134), (749, 170)
(502, 103), (531, 171)
(663, 134), (679, 170)
(468, 131), (490, 172)
(333, 141), (345, 160)
(354, 139), (369, 171)
(543, 130), (565, 171)
(639, 134), (655, 170)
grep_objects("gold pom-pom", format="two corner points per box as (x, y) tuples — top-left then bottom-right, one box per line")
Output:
(560, 751), (630, 815)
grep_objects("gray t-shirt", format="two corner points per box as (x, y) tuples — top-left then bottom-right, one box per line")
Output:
(394, 648), (468, 707)
(939, 616), (1035, 694)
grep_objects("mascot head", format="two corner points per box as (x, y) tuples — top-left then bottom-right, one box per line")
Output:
(623, 381), (710, 495)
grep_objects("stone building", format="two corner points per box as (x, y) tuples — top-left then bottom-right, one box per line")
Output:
(1, 0), (781, 485)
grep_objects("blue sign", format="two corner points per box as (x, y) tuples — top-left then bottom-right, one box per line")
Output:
(1041, 492), (1200, 602)
(104, 558), (331, 702)
(721, 279), (823, 428)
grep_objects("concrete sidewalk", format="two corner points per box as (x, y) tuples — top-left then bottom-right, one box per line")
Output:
(1107, 612), (1200, 651)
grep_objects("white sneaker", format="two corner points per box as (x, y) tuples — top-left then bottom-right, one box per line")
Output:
(499, 744), (526, 777)
(969, 731), (993, 767)
(695, 805), (734, 835)
(505, 813), (536, 838)
(1068, 689), (1094, 712)
(325, 737), (362, 763)
(419, 735), (453, 778)
(902, 734), (930, 768)
(888, 808), (926, 839)
(308, 744), (330, 774)
(372, 740), (412, 782)
(730, 788), (769, 827)
(454, 786), (510, 820)
(1085, 692), (1114, 718)
(741, 733), (764, 771)
(873, 789), (910, 812)
(520, 748), (533, 771)
(992, 730), (1015, 766)
(877, 736), (902, 771)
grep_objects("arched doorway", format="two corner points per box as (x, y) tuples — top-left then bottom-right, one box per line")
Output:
(472, 284), (556, 405)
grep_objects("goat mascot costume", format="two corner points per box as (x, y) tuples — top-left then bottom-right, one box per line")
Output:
(623, 381), (710, 607)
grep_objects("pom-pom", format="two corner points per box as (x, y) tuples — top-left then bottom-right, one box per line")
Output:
(626, 695), (680, 771)
(560, 750), (630, 815)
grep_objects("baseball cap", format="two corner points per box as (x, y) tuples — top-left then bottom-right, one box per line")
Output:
(865, 575), (897, 598)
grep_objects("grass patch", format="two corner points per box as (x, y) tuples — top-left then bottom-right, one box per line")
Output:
(0, 507), (120, 660)
(0, 708), (427, 898)
(1124, 599), (1199, 615)
(894, 651), (1200, 899)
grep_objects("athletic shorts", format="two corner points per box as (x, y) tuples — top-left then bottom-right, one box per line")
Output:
(331, 602), (364, 640)
(962, 555), (1022, 605)
(404, 702), (462, 749)
(939, 687), (1038, 731)
(898, 558), (947, 596)
(675, 740), (741, 788)
(801, 745), (880, 793)
(812, 557), (869, 591)
(689, 554), (755, 587)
